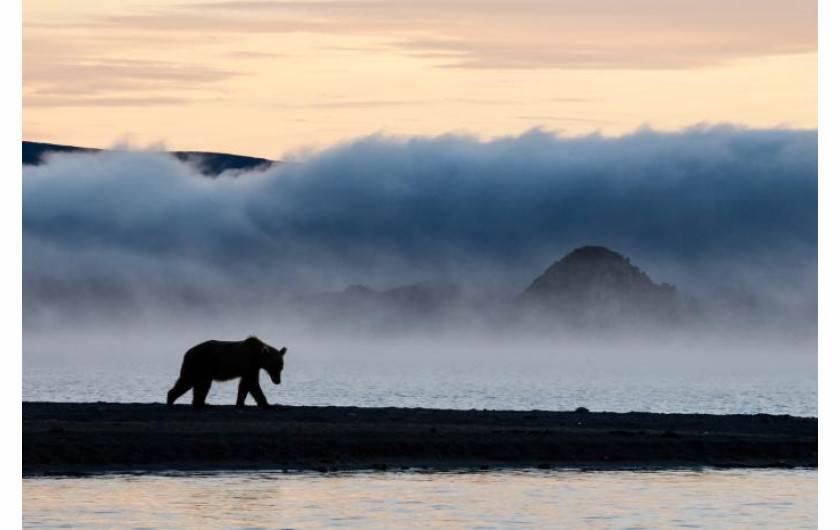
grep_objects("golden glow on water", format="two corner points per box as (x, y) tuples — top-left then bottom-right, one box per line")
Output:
(23, 469), (816, 528)
(23, 1), (816, 157)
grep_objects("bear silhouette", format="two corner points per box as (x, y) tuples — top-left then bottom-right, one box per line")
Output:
(167, 336), (287, 408)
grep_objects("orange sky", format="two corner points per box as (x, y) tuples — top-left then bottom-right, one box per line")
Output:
(23, 0), (817, 159)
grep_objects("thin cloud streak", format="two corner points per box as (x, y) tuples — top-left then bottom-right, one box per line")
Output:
(513, 116), (609, 124)
(23, 48), (241, 107)
(24, 96), (195, 108)
(262, 97), (532, 109)
(25, 57), (239, 95)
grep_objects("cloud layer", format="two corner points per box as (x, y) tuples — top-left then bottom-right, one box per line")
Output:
(23, 126), (817, 322)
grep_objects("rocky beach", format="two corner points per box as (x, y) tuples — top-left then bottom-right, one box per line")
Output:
(23, 402), (817, 475)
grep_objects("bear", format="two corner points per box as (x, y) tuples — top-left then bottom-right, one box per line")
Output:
(166, 336), (287, 408)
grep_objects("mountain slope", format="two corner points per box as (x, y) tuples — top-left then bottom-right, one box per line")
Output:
(23, 141), (274, 176)
(521, 245), (682, 325)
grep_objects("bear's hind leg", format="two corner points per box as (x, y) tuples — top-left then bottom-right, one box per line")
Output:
(236, 378), (249, 407)
(192, 379), (212, 407)
(167, 377), (193, 406)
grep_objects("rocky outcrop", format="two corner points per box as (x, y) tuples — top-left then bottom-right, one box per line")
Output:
(521, 246), (682, 326)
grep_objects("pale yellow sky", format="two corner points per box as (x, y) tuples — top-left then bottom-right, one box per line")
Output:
(23, 0), (817, 159)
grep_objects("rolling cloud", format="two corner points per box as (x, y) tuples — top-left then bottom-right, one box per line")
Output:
(23, 125), (817, 322)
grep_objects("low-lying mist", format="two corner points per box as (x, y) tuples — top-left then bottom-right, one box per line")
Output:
(23, 125), (817, 367)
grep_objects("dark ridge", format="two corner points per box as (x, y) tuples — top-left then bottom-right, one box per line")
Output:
(22, 141), (274, 176)
(521, 245), (682, 324)
(22, 141), (96, 165)
(291, 282), (465, 334)
(301, 282), (461, 310)
(23, 402), (817, 475)
(171, 151), (273, 176)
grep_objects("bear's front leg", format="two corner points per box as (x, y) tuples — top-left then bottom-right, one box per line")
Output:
(236, 378), (249, 407)
(249, 381), (270, 408)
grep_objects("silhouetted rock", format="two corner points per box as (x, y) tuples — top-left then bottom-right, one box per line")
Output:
(521, 246), (682, 326)
(22, 141), (273, 176)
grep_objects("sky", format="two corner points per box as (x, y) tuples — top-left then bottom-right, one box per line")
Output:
(23, 0), (816, 158)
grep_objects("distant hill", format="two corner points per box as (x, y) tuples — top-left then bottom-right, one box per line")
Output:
(22, 141), (274, 176)
(521, 245), (682, 325)
(289, 282), (469, 333)
(301, 282), (460, 310)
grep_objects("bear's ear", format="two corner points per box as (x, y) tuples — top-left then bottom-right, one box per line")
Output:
(279, 347), (287, 356)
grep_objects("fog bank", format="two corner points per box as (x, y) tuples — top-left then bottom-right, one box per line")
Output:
(23, 125), (817, 339)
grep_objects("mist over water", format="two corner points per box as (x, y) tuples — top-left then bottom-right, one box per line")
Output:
(23, 126), (817, 410)
(22, 317), (817, 415)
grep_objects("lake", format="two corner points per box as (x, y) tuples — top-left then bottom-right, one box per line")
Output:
(23, 469), (817, 528)
(24, 356), (817, 416)
(23, 336), (818, 527)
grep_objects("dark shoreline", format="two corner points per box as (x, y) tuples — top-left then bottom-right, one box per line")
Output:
(23, 402), (817, 476)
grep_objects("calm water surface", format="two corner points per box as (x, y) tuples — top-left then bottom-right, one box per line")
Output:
(24, 360), (816, 416)
(23, 469), (816, 529)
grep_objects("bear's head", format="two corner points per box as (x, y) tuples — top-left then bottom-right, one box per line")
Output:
(261, 345), (287, 385)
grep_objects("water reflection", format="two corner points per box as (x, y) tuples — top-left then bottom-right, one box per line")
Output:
(23, 469), (816, 528)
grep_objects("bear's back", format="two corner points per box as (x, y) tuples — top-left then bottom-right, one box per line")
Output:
(185, 340), (253, 381)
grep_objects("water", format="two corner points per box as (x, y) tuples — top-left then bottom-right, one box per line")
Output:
(24, 358), (816, 416)
(22, 469), (816, 528)
(23, 337), (817, 527)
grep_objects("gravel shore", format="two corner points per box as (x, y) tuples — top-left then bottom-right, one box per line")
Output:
(23, 402), (817, 475)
